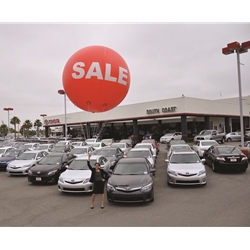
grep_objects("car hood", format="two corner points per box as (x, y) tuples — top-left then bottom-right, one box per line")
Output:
(168, 163), (205, 172)
(8, 160), (37, 167)
(108, 174), (152, 187)
(0, 156), (16, 162)
(60, 169), (91, 180)
(30, 164), (60, 172)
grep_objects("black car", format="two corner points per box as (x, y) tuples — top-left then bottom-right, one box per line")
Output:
(91, 147), (124, 170)
(106, 157), (155, 203)
(0, 149), (26, 171)
(27, 153), (76, 184)
(203, 145), (248, 172)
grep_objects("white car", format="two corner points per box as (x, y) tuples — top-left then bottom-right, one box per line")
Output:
(167, 144), (193, 159)
(125, 147), (156, 168)
(85, 138), (99, 144)
(165, 151), (206, 186)
(6, 150), (49, 176)
(101, 138), (114, 146)
(87, 142), (107, 150)
(160, 132), (182, 143)
(58, 154), (111, 193)
(192, 140), (219, 158)
(134, 143), (157, 157)
(0, 146), (14, 157)
(19, 143), (40, 151)
(71, 141), (87, 147)
(69, 146), (95, 157)
(38, 143), (55, 152)
(109, 142), (132, 155)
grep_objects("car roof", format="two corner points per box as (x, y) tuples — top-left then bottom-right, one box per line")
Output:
(23, 150), (46, 153)
(46, 152), (67, 156)
(117, 157), (147, 163)
(172, 151), (197, 155)
(75, 155), (103, 160)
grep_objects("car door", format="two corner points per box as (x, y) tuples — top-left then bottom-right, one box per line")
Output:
(204, 146), (213, 166)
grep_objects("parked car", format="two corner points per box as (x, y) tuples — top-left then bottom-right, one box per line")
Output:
(88, 142), (107, 150)
(58, 154), (111, 193)
(27, 153), (76, 184)
(192, 140), (219, 158)
(0, 149), (26, 171)
(141, 139), (159, 154)
(143, 133), (161, 142)
(50, 144), (73, 153)
(167, 144), (193, 159)
(69, 146), (96, 157)
(125, 148), (156, 168)
(160, 132), (182, 144)
(19, 143), (40, 151)
(244, 132), (250, 142)
(6, 150), (49, 176)
(194, 130), (226, 144)
(106, 157), (155, 203)
(0, 146), (14, 157)
(119, 138), (135, 148)
(56, 140), (72, 146)
(85, 138), (100, 144)
(165, 151), (206, 186)
(91, 147), (124, 169)
(167, 139), (187, 150)
(38, 143), (55, 152)
(100, 138), (114, 146)
(71, 141), (87, 147)
(225, 132), (241, 142)
(203, 145), (248, 172)
(134, 142), (156, 157)
(109, 142), (132, 156)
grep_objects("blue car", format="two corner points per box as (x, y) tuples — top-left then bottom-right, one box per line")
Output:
(0, 149), (26, 171)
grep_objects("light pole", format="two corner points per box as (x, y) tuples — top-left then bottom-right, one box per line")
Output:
(40, 114), (47, 137)
(3, 107), (14, 137)
(222, 41), (250, 146)
(58, 89), (67, 139)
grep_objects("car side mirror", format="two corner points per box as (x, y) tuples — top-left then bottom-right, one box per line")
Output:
(165, 159), (169, 163)
(201, 159), (205, 163)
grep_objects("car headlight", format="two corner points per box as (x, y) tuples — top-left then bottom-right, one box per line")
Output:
(82, 178), (90, 184)
(216, 157), (225, 161)
(28, 170), (33, 175)
(242, 156), (248, 161)
(107, 183), (116, 192)
(168, 170), (177, 176)
(141, 182), (153, 193)
(59, 177), (64, 183)
(198, 170), (206, 176)
(22, 164), (31, 168)
(48, 169), (58, 176)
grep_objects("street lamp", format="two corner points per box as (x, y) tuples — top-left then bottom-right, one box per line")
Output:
(40, 114), (47, 137)
(58, 89), (67, 139)
(222, 41), (250, 147)
(3, 107), (14, 137)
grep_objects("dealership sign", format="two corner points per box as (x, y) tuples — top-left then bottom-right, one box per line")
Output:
(44, 119), (61, 126)
(146, 106), (177, 115)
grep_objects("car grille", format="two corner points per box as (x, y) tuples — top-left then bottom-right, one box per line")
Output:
(177, 173), (197, 177)
(116, 186), (141, 192)
(65, 180), (83, 184)
(176, 180), (200, 184)
(63, 187), (87, 191)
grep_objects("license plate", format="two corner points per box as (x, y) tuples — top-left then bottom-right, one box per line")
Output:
(230, 158), (237, 162)
(36, 177), (42, 181)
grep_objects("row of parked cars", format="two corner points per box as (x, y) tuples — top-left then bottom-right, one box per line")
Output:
(0, 137), (160, 203)
(164, 138), (250, 186)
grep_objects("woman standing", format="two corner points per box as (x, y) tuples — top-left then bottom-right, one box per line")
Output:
(87, 154), (108, 209)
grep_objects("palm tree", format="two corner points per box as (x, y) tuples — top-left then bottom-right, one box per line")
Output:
(10, 116), (21, 139)
(0, 124), (8, 137)
(22, 120), (33, 138)
(34, 119), (42, 136)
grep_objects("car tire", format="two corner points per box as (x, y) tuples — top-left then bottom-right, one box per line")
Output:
(227, 138), (232, 142)
(221, 137), (225, 144)
(211, 162), (217, 172)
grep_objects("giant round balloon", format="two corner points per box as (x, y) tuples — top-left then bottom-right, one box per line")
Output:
(62, 45), (131, 113)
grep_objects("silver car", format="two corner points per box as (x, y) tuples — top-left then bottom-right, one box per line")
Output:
(225, 132), (241, 142)
(165, 151), (206, 186)
(58, 154), (111, 193)
(6, 150), (49, 176)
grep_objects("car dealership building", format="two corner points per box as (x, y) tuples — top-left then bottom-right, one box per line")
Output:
(43, 95), (250, 141)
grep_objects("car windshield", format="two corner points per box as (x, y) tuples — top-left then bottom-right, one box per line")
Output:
(217, 147), (242, 154)
(113, 163), (148, 175)
(51, 146), (65, 152)
(164, 133), (174, 136)
(17, 153), (37, 160)
(171, 145), (191, 151)
(120, 140), (131, 144)
(39, 145), (50, 150)
(68, 159), (96, 170)
(135, 144), (151, 149)
(20, 145), (34, 149)
(92, 143), (101, 147)
(170, 154), (200, 163)
(38, 156), (62, 165)
(201, 141), (218, 146)
(199, 130), (212, 135)
(0, 149), (6, 154)
(93, 150), (116, 157)
(57, 141), (68, 145)
(72, 142), (82, 146)
(170, 140), (186, 145)
(2, 150), (20, 157)
(127, 151), (151, 158)
(70, 148), (88, 154)
(111, 143), (125, 148)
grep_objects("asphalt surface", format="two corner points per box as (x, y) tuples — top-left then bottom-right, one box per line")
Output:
(0, 141), (250, 227)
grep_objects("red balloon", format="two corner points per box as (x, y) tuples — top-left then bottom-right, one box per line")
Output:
(62, 45), (130, 113)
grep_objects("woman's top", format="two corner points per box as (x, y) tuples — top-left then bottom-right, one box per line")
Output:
(95, 171), (102, 182)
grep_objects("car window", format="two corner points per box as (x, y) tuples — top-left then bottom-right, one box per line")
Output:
(113, 163), (149, 175)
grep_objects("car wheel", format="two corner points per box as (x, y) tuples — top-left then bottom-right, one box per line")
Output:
(221, 138), (225, 144)
(211, 162), (217, 172)
(227, 138), (232, 142)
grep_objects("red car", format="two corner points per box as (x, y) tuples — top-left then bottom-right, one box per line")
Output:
(141, 139), (159, 154)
